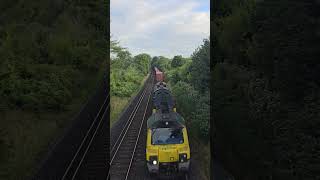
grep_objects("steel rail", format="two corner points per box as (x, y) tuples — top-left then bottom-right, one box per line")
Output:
(107, 76), (153, 180)
(109, 88), (147, 165)
(110, 87), (148, 153)
(61, 93), (110, 180)
(71, 102), (109, 179)
(109, 73), (150, 153)
(124, 86), (152, 180)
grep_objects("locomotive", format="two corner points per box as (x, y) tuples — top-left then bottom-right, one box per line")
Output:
(146, 67), (191, 176)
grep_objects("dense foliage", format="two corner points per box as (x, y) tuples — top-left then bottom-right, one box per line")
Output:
(110, 40), (151, 97)
(152, 39), (210, 141)
(171, 55), (185, 68)
(0, 0), (107, 111)
(213, 0), (320, 179)
(151, 56), (171, 72)
(0, 0), (107, 179)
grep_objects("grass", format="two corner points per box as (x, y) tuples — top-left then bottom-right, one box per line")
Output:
(0, 65), (106, 180)
(110, 74), (149, 126)
(110, 96), (131, 125)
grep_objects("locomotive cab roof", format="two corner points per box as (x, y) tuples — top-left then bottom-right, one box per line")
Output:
(154, 82), (168, 91)
(147, 112), (185, 129)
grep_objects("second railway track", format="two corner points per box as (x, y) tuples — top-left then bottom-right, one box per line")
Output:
(108, 74), (153, 180)
(61, 93), (110, 180)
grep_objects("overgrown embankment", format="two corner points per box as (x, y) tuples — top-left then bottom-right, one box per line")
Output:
(213, 1), (320, 179)
(110, 40), (151, 125)
(0, 1), (107, 179)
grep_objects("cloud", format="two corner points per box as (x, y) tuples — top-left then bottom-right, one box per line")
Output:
(111, 0), (210, 58)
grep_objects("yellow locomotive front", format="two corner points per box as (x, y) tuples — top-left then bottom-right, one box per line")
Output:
(146, 112), (190, 175)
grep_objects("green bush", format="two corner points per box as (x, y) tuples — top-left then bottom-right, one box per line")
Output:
(0, 0), (107, 112)
(171, 55), (185, 68)
(171, 81), (210, 139)
(133, 53), (151, 75)
(172, 81), (199, 115)
(110, 41), (151, 97)
(165, 39), (210, 141)
(0, 65), (74, 110)
(195, 92), (210, 138)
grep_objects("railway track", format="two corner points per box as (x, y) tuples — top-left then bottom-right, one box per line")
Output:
(61, 92), (110, 180)
(108, 75), (153, 180)
(33, 75), (109, 180)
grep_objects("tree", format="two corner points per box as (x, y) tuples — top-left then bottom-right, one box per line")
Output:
(133, 53), (151, 75)
(212, 1), (320, 179)
(190, 38), (210, 93)
(151, 56), (171, 72)
(151, 56), (159, 66)
(171, 55), (185, 68)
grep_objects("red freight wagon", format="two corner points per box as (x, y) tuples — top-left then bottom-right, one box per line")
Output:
(154, 67), (164, 82)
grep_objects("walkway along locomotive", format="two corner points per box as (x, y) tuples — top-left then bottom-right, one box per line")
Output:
(146, 67), (191, 176)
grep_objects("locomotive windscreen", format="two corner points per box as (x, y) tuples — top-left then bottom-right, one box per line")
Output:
(151, 128), (184, 145)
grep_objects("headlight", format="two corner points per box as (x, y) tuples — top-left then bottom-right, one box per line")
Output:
(152, 160), (157, 165)
(149, 156), (158, 165)
(179, 153), (187, 163)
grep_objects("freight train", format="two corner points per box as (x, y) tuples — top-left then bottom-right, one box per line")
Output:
(146, 67), (190, 177)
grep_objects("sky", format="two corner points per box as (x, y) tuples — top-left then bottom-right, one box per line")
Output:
(111, 0), (210, 58)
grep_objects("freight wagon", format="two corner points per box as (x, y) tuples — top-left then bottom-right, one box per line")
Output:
(154, 67), (164, 82)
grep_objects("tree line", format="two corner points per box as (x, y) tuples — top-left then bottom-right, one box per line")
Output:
(110, 39), (151, 97)
(213, 0), (320, 179)
(0, 0), (107, 111)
